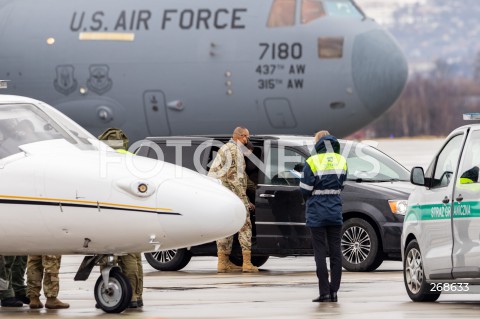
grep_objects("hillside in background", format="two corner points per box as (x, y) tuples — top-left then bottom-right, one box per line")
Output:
(353, 0), (480, 138)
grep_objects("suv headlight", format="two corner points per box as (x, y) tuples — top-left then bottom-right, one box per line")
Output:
(388, 200), (408, 215)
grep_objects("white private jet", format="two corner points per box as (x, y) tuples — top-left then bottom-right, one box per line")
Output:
(0, 84), (246, 313)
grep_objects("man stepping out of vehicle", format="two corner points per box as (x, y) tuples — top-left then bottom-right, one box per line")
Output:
(208, 127), (258, 273)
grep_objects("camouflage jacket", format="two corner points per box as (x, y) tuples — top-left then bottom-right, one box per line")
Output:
(208, 140), (249, 207)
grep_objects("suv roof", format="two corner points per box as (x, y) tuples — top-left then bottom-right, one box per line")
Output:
(144, 134), (316, 148)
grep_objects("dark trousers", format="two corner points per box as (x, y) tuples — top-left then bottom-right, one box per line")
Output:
(0, 256), (27, 300)
(310, 226), (342, 295)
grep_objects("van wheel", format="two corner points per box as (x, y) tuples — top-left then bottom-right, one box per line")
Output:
(341, 218), (383, 272)
(404, 239), (440, 301)
(144, 249), (192, 271)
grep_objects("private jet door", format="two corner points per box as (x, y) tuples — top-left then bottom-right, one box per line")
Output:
(143, 90), (171, 136)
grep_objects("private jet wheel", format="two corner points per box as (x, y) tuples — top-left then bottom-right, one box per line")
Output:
(94, 268), (132, 313)
(144, 248), (192, 271)
(230, 255), (270, 268)
(404, 239), (440, 302)
(341, 218), (384, 272)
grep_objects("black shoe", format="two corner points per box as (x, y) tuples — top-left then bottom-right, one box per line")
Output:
(137, 299), (143, 307)
(1, 297), (24, 307)
(15, 295), (30, 305)
(312, 294), (331, 302)
(128, 301), (138, 308)
(330, 292), (338, 302)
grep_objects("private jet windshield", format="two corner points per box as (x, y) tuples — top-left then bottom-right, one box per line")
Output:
(0, 103), (97, 159)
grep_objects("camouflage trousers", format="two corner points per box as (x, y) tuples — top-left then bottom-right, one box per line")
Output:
(118, 253), (143, 302)
(0, 256), (27, 299)
(27, 255), (62, 298)
(217, 209), (252, 254)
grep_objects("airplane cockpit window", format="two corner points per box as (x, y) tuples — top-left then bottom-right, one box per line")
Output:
(301, 0), (363, 25)
(0, 104), (94, 159)
(40, 103), (96, 150)
(302, 0), (326, 24)
(323, 0), (363, 18)
(267, 0), (296, 27)
(268, 0), (363, 28)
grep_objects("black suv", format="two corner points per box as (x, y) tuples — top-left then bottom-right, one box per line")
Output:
(136, 135), (412, 272)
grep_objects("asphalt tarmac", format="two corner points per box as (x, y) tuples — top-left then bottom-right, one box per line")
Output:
(4, 137), (475, 319)
(1, 256), (480, 319)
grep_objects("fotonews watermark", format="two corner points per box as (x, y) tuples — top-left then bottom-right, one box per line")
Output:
(96, 138), (382, 180)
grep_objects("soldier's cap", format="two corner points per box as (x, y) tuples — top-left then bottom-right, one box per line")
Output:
(98, 127), (129, 150)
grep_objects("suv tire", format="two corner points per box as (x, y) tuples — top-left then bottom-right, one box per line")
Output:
(144, 249), (192, 271)
(341, 218), (384, 271)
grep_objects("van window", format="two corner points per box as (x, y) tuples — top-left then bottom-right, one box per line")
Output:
(265, 147), (305, 186)
(458, 130), (480, 184)
(431, 134), (464, 189)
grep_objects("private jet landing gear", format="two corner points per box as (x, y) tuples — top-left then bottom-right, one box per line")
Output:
(75, 255), (132, 313)
(95, 267), (132, 313)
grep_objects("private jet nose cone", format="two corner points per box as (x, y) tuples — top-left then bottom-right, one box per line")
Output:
(352, 29), (408, 117)
(157, 175), (246, 248)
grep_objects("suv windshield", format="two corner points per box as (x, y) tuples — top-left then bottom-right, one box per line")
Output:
(300, 139), (409, 182)
(341, 143), (409, 182)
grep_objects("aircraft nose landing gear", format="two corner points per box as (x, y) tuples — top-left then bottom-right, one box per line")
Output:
(94, 267), (132, 313)
(75, 255), (132, 313)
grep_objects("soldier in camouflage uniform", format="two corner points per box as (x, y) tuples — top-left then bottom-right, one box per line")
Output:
(0, 256), (29, 307)
(0, 257), (8, 292)
(208, 127), (259, 273)
(27, 255), (69, 309)
(98, 128), (144, 308)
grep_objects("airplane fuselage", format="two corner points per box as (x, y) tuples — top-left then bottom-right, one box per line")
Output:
(0, 95), (246, 255)
(0, 0), (408, 142)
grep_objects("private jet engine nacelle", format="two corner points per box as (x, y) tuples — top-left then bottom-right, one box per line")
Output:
(0, 94), (246, 313)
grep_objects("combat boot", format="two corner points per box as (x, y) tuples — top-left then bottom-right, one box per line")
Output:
(242, 251), (259, 273)
(29, 296), (44, 309)
(45, 297), (70, 309)
(217, 253), (242, 273)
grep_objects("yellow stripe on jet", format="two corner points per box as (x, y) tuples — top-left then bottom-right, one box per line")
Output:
(79, 32), (135, 41)
(0, 194), (172, 212)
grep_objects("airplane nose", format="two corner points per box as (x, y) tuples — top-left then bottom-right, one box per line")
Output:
(352, 29), (408, 117)
(156, 175), (246, 249)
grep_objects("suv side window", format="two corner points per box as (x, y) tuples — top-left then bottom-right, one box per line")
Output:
(264, 146), (305, 186)
(431, 134), (464, 189)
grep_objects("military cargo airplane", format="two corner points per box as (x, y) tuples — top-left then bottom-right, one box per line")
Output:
(0, 0), (407, 142)
(0, 89), (246, 312)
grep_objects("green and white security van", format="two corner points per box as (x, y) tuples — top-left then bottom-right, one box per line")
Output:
(402, 118), (480, 301)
